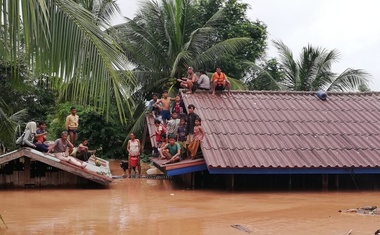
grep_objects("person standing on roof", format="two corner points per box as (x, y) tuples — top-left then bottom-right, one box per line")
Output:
(197, 70), (210, 90)
(154, 90), (174, 125)
(211, 66), (231, 96)
(185, 104), (199, 157)
(172, 94), (186, 117)
(166, 111), (180, 139)
(66, 106), (79, 145)
(188, 117), (205, 160)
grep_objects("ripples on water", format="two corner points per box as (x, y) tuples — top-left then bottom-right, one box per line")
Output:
(1, 162), (380, 234)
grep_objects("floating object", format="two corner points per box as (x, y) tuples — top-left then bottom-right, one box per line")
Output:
(231, 224), (252, 233)
(146, 167), (163, 175)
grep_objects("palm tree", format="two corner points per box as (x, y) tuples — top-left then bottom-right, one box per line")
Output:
(109, 0), (251, 134)
(0, 0), (134, 121)
(272, 40), (370, 91)
(0, 98), (27, 148)
(111, 0), (250, 89)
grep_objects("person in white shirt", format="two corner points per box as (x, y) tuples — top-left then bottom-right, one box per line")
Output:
(197, 70), (210, 90)
(126, 133), (141, 178)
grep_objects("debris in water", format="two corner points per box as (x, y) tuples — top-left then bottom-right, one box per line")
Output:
(170, 194), (174, 196)
(231, 224), (251, 233)
(340, 206), (380, 216)
(375, 229), (380, 235)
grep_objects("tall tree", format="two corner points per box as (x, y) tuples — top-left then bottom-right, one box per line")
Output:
(270, 40), (370, 91)
(195, 0), (268, 79)
(113, 0), (250, 79)
(0, 0), (134, 121)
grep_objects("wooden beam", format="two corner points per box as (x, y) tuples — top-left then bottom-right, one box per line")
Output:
(0, 149), (24, 165)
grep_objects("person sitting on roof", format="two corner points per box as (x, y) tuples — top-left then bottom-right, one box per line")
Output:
(76, 139), (96, 162)
(33, 121), (49, 152)
(177, 67), (198, 94)
(15, 121), (37, 148)
(161, 135), (182, 164)
(187, 117), (204, 160)
(197, 70), (210, 90)
(47, 131), (87, 169)
(211, 66), (231, 96)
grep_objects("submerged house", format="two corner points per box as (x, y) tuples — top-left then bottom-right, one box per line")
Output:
(0, 148), (112, 188)
(148, 90), (380, 189)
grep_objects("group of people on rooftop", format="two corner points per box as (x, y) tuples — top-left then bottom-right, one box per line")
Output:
(177, 66), (232, 96)
(16, 66), (229, 177)
(16, 107), (95, 169)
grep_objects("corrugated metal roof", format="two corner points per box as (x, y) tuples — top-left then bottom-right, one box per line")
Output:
(180, 91), (380, 169)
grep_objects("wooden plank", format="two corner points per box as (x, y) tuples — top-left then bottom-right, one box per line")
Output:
(0, 149), (25, 165)
(166, 160), (206, 170)
(24, 157), (31, 185)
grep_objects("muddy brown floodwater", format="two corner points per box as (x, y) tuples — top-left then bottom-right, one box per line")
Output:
(1, 161), (380, 235)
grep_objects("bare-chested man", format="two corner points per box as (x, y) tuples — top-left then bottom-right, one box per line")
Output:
(177, 67), (198, 94)
(154, 91), (175, 124)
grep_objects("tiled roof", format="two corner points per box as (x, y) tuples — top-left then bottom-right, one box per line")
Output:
(181, 91), (380, 169)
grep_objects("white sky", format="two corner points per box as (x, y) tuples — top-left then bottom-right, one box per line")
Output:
(113, 0), (380, 91)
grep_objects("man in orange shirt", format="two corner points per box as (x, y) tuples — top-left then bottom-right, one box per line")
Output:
(211, 66), (231, 96)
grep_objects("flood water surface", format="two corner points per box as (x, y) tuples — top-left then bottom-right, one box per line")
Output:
(1, 161), (380, 235)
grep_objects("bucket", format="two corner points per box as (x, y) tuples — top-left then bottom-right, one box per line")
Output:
(130, 157), (138, 167)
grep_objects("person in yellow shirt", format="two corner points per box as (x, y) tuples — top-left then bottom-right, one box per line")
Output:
(65, 107), (79, 145)
(211, 66), (231, 96)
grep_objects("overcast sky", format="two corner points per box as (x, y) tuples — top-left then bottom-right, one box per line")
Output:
(113, 0), (380, 91)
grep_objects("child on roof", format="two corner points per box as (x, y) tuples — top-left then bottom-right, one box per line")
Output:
(161, 135), (182, 164)
(166, 112), (180, 139)
(172, 94), (186, 117)
(187, 117), (204, 160)
(150, 119), (166, 157)
(177, 118), (187, 158)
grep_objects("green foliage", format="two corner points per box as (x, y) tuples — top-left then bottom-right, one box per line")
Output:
(47, 103), (128, 159)
(109, 0), (252, 135)
(0, 0), (134, 122)
(195, 0), (268, 78)
(272, 40), (371, 91)
(245, 58), (284, 90)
